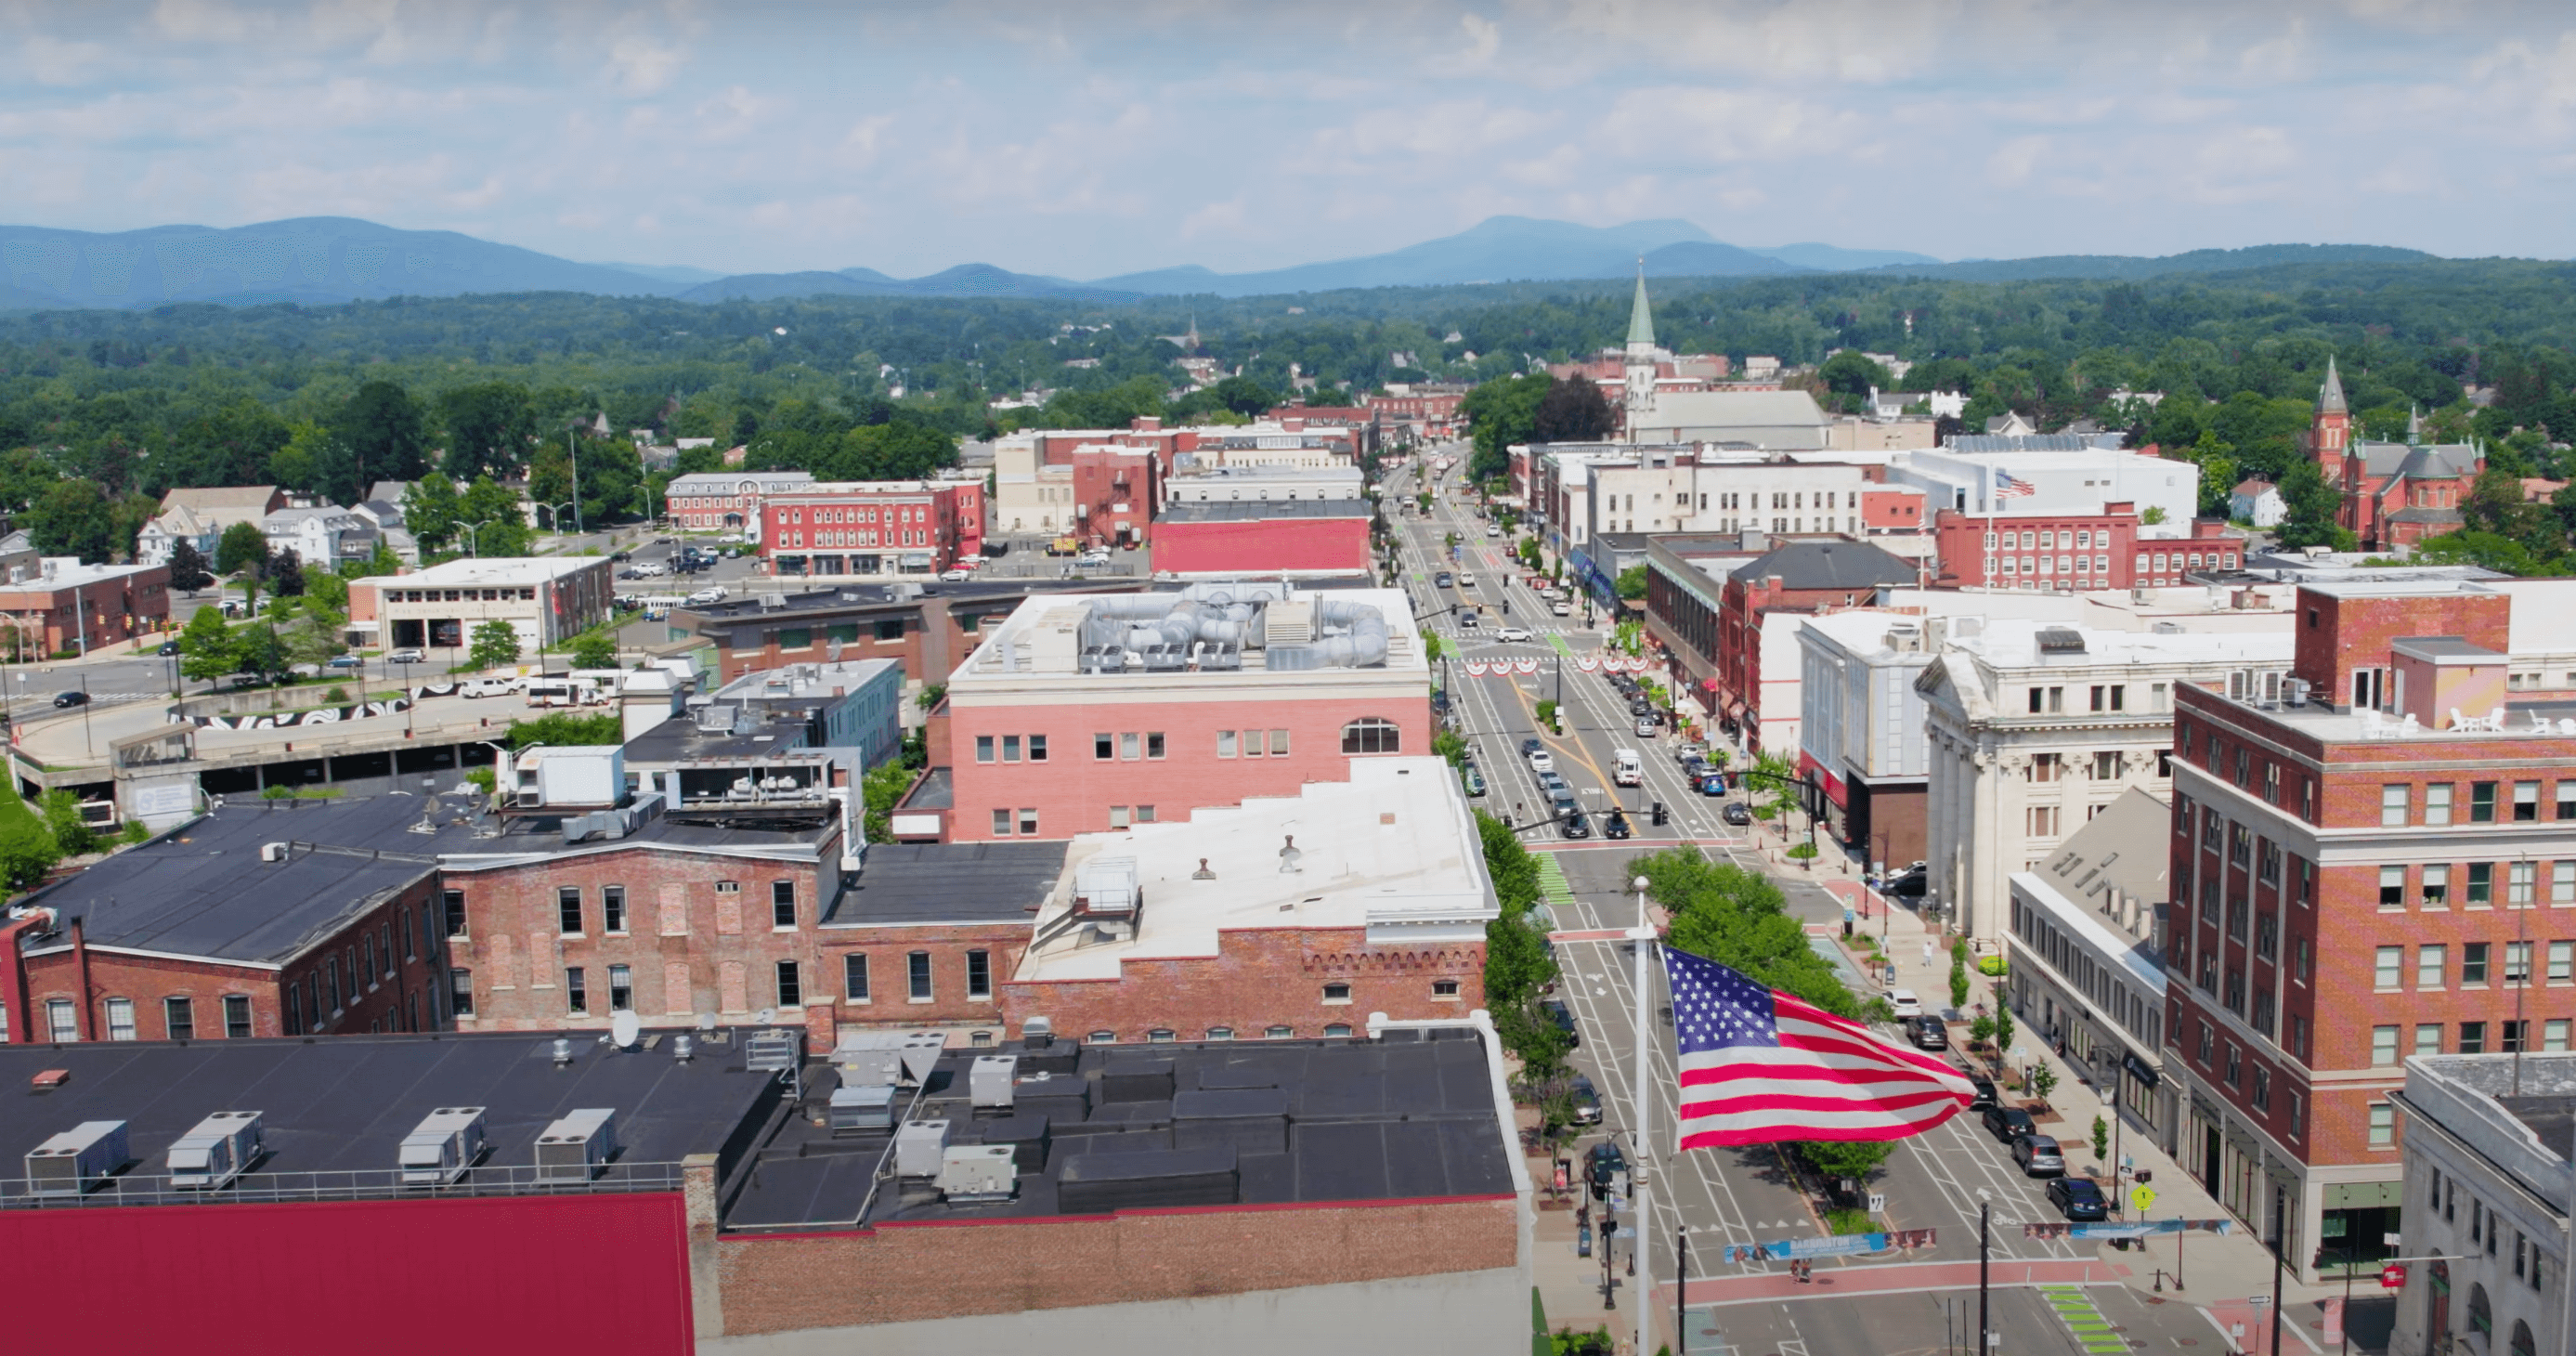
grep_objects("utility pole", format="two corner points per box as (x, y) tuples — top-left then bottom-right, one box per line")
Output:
(1676, 1226), (1689, 1356)
(2269, 1202), (2286, 1356)
(568, 427), (584, 537)
(1978, 1200), (1991, 1355)
(1630, 873), (1655, 1356)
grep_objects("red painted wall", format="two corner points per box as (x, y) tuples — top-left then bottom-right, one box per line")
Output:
(0, 1192), (693, 1356)
(1153, 516), (1371, 574)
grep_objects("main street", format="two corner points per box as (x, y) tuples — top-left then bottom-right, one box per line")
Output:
(1381, 450), (2240, 1355)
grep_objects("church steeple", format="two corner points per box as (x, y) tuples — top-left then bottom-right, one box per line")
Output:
(2309, 353), (2352, 476)
(1624, 262), (1657, 354)
(2317, 355), (2347, 414)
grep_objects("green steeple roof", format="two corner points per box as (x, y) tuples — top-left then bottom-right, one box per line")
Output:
(1625, 264), (1655, 349)
(2317, 355), (2347, 414)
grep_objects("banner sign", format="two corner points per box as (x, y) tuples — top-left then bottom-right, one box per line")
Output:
(179, 698), (414, 730)
(1576, 656), (1601, 671)
(1463, 661), (1489, 677)
(2021, 1219), (2235, 1241)
(1721, 1228), (1936, 1263)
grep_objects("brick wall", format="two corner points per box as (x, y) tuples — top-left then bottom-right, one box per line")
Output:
(819, 922), (1027, 1032)
(1151, 516), (1371, 575)
(946, 697), (1430, 843)
(999, 926), (1483, 1042)
(714, 1196), (1516, 1336)
(445, 845), (830, 1031)
(2291, 587), (2508, 705)
(15, 875), (444, 1043)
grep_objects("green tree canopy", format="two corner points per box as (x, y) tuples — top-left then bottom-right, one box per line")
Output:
(467, 619), (523, 670)
(215, 520), (270, 577)
(165, 538), (215, 593)
(437, 381), (538, 481)
(25, 480), (116, 563)
(329, 380), (433, 504)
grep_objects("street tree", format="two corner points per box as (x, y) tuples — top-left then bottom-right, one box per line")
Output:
(467, 619), (523, 671)
(165, 539), (215, 593)
(569, 631), (618, 670)
(1530, 375), (1614, 444)
(25, 480), (116, 563)
(215, 521), (269, 578)
(177, 606), (236, 685)
(267, 550), (306, 598)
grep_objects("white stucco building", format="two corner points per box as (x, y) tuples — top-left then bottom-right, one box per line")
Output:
(1917, 618), (2293, 944)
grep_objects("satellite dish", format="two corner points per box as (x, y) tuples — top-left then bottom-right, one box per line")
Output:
(756, 1008), (776, 1026)
(610, 1010), (642, 1049)
(696, 1012), (718, 1034)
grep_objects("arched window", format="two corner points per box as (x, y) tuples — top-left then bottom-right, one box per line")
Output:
(1086, 1030), (1116, 1045)
(1205, 1026), (1235, 1041)
(1341, 717), (1401, 754)
(2468, 1284), (2492, 1338)
(1323, 1023), (1353, 1038)
(1147, 1028), (1176, 1043)
(2511, 1320), (2536, 1356)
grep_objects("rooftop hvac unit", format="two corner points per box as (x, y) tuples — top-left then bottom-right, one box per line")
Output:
(970, 1055), (1018, 1111)
(25, 1120), (127, 1196)
(895, 1119), (950, 1178)
(167, 1111), (263, 1191)
(828, 1083), (897, 1134)
(398, 1107), (488, 1186)
(534, 1108), (619, 1182)
(744, 1027), (806, 1096)
(936, 1145), (1018, 1203)
(828, 1030), (942, 1087)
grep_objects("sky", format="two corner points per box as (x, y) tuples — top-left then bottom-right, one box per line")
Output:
(4, 0), (2575, 279)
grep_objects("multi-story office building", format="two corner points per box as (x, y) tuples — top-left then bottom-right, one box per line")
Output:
(760, 478), (985, 579)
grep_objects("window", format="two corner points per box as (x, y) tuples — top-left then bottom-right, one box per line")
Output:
(1341, 718), (1401, 754)
(1110, 805), (1132, 828)
(47, 998), (77, 1043)
(2463, 1021), (2488, 1053)
(600, 885), (625, 934)
(1147, 1028), (1177, 1043)
(2416, 1024), (2443, 1056)
(2093, 750), (2120, 780)
(2380, 867), (2406, 908)
(1433, 979), (1462, 998)
(1321, 981), (1353, 1004)
(2251, 1067), (2270, 1113)
(993, 808), (1012, 836)
(1266, 1024), (1294, 1039)
(2504, 1019), (2531, 1053)
(2550, 1019), (2572, 1051)
(843, 953), (871, 1001)
(2472, 781), (2498, 823)
(1206, 1026), (1235, 1041)
(908, 951), (932, 1001)
(2225, 1043), (2242, 1087)
(2420, 944), (2447, 988)
(2426, 865), (2451, 906)
(566, 968), (588, 1015)
(1028, 735), (1047, 763)
(2560, 781), (2576, 820)
(163, 996), (195, 1040)
(1136, 804), (1156, 823)
(2376, 946), (2404, 989)
(2560, 863), (2576, 906)
(2028, 752), (2061, 783)
(976, 734), (995, 763)
(1087, 1030), (1117, 1044)
(1147, 732), (1165, 759)
(105, 997), (136, 1041)
(2026, 805), (2060, 837)
(1095, 732), (1114, 760)
(773, 880), (797, 928)
(2517, 781), (2542, 822)
(2369, 1103), (2395, 1147)
(2372, 1025), (2400, 1065)
(557, 887), (583, 935)
(2428, 783), (2455, 826)
(1120, 732), (1139, 760)
(609, 965), (632, 1012)
(1018, 808), (1038, 836)
(967, 949), (992, 1000)
(2466, 941), (2492, 985)
(2555, 941), (2574, 983)
(2509, 941), (2534, 985)
(2513, 862), (2538, 907)
(1002, 735), (1021, 763)
(2470, 863), (2495, 906)
(776, 961), (802, 1008)
(2197, 1021), (2214, 1064)
(2090, 685), (2124, 712)
(224, 996), (251, 1039)
(443, 889), (468, 937)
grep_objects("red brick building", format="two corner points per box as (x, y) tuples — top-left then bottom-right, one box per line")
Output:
(670, 578), (1147, 686)
(1, 802), (448, 1047)
(1929, 507), (2248, 591)
(2164, 577), (2576, 1282)
(1861, 486), (1927, 534)
(762, 478), (984, 579)
(0, 557), (175, 657)
(1151, 501), (1373, 576)
(1707, 539), (1917, 750)
(2306, 357), (2484, 551)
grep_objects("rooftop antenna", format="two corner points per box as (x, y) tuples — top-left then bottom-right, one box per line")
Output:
(1278, 834), (1304, 874)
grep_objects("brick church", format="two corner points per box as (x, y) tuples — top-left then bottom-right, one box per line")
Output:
(2307, 356), (2481, 550)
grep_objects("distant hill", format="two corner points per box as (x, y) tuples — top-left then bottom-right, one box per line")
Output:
(1753, 242), (1944, 271)
(585, 261), (729, 286)
(1095, 216), (1732, 295)
(1641, 241), (1809, 279)
(675, 263), (1140, 304)
(0, 216), (684, 307)
(1869, 243), (2439, 282)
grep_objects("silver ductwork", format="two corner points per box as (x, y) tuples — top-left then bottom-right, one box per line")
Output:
(1073, 585), (1387, 673)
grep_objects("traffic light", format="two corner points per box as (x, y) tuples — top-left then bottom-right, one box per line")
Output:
(1650, 802), (1668, 827)
(1499, 598), (1510, 615)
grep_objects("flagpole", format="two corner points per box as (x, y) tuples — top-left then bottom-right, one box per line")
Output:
(1631, 873), (1655, 1356)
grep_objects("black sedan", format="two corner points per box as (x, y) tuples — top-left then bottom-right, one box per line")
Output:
(1967, 1076), (2000, 1111)
(1882, 871), (1928, 899)
(2046, 1177), (2107, 1220)
(1601, 810), (1633, 840)
(1542, 998), (1579, 1048)
(1981, 1103), (2036, 1144)
(51, 690), (88, 709)
(155, 640), (182, 656)
(1558, 811), (1592, 840)
(1585, 1141), (1628, 1198)
(1721, 802), (1752, 826)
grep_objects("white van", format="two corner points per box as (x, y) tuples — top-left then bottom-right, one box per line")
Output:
(1613, 749), (1644, 787)
(523, 677), (599, 709)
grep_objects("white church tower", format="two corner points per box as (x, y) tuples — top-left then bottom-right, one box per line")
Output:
(1623, 262), (1660, 438)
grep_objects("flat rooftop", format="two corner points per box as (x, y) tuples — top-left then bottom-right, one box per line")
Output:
(825, 841), (1067, 927)
(683, 577), (1118, 625)
(1021, 757), (1491, 984)
(0, 557), (161, 593)
(725, 1030), (1514, 1231)
(958, 582), (1425, 683)
(1954, 617), (2294, 670)
(373, 555), (605, 588)
(0, 1032), (783, 1208)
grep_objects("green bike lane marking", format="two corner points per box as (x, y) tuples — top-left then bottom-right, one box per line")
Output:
(1535, 855), (1577, 911)
(2038, 1284), (2130, 1353)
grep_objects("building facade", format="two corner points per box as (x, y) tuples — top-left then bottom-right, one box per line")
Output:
(1151, 502), (1373, 576)
(0, 558), (175, 656)
(2308, 358), (2485, 551)
(761, 478), (985, 579)
(350, 555), (615, 654)
(2388, 1052), (2575, 1356)
(665, 471), (816, 535)
(2004, 788), (2172, 1144)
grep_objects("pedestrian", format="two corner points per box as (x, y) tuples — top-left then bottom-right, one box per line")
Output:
(1921, 939), (1933, 969)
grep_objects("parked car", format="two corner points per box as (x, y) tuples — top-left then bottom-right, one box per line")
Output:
(458, 678), (518, 699)
(686, 587), (728, 606)
(1695, 771), (1726, 797)
(1906, 1014), (1948, 1050)
(1635, 716), (1659, 737)
(1552, 601), (1572, 617)
(1888, 988), (1923, 1019)
(1461, 764), (1487, 798)
(1585, 1141), (1627, 1198)
(1982, 1104), (2036, 1144)
(1967, 1076), (2000, 1111)
(2046, 1177), (2107, 1220)
(1542, 998), (1580, 1048)
(51, 690), (87, 708)
(1672, 742), (1706, 763)
(1519, 737), (1544, 759)
(2013, 1135), (2066, 1177)
(155, 639), (182, 656)
(388, 648), (425, 664)
(1721, 802), (1752, 826)
(940, 567), (973, 581)
(326, 654), (364, 669)
(1882, 869), (1928, 899)
(1558, 811), (1592, 841)
(1568, 1076), (1603, 1125)
(1536, 770), (1568, 794)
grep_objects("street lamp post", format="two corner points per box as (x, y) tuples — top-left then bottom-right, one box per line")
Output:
(546, 502), (578, 539)
(459, 519), (497, 558)
(1629, 873), (1655, 1356)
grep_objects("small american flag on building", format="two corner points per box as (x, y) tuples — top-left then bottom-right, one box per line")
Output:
(1665, 947), (1974, 1147)
(1995, 471), (2036, 499)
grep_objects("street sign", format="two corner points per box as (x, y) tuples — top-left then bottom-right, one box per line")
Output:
(2381, 1264), (2408, 1290)
(1868, 1193), (1886, 1214)
(2248, 1295), (2270, 1308)
(2130, 1185), (2157, 1212)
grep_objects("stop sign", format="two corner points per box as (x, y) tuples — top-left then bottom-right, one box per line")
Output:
(2381, 1264), (2408, 1290)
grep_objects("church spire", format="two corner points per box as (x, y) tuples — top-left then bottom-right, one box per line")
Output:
(2317, 355), (2347, 414)
(1624, 261), (1656, 352)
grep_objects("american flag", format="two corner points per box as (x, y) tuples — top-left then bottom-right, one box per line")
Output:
(1995, 471), (2036, 499)
(1664, 947), (1974, 1147)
